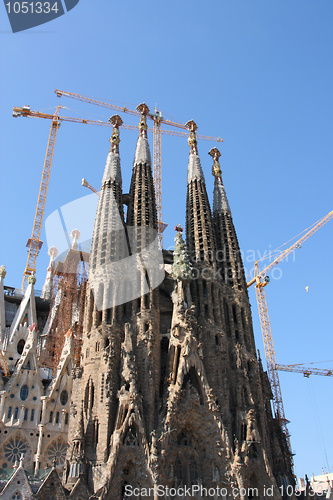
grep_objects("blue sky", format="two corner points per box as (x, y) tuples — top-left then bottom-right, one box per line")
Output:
(1, 0), (332, 479)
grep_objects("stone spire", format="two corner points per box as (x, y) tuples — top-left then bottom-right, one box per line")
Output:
(102, 114), (123, 185)
(186, 119), (204, 183)
(210, 147), (231, 214)
(210, 147), (246, 289)
(126, 104), (160, 439)
(40, 247), (58, 300)
(127, 103), (157, 232)
(133, 102), (152, 167)
(185, 120), (216, 267)
(89, 114), (125, 273)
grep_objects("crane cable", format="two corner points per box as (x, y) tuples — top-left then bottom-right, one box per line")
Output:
(246, 213), (330, 280)
(307, 378), (331, 473)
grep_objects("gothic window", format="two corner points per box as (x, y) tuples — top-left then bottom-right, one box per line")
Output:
(174, 456), (200, 487)
(94, 419), (99, 444)
(7, 407), (12, 419)
(30, 409), (35, 422)
(60, 390), (68, 406)
(177, 432), (192, 447)
(84, 381), (89, 412)
(11, 492), (21, 500)
(55, 412), (60, 424)
(182, 367), (204, 405)
(24, 409), (28, 421)
(189, 461), (199, 483)
(4, 438), (27, 463)
(90, 381), (95, 410)
(248, 443), (258, 459)
(232, 304), (238, 325)
(17, 339), (25, 355)
(174, 458), (183, 483)
(47, 440), (68, 467)
(14, 407), (19, 420)
(65, 413), (69, 425)
(241, 308), (246, 329)
(242, 387), (248, 406)
(20, 385), (29, 401)
(241, 423), (247, 442)
(223, 300), (231, 338)
(49, 411), (53, 423)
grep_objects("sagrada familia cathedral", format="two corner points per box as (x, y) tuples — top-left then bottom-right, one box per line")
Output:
(0, 104), (294, 498)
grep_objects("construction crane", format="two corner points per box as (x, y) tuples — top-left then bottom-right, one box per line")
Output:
(54, 89), (224, 246)
(276, 363), (333, 378)
(247, 210), (333, 459)
(15, 106), (61, 291)
(14, 104), (223, 288)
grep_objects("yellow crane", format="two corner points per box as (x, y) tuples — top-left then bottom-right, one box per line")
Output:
(15, 106), (61, 290)
(14, 104), (223, 288)
(54, 89), (224, 247)
(247, 210), (333, 458)
(276, 363), (333, 378)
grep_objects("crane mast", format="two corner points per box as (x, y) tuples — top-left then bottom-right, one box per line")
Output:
(254, 264), (291, 443)
(247, 210), (333, 465)
(20, 106), (61, 290)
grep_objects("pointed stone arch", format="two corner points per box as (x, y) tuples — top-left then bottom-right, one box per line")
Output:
(83, 377), (94, 415)
(181, 366), (204, 405)
(123, 423), (139, 447)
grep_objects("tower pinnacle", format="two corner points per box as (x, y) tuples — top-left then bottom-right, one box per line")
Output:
(136, 102), (149, 138)
(185, 120), (204, 183)
(185, 119), (198, 155)
(133, 103), (151, 167)
(210, 147), (230, 214)
(109, 114), (123, 154)
(209, 147), (222, 178)
(102, 115), (123, 186)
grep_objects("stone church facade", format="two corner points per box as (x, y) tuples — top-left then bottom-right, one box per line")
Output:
(0, 104), (294, 498)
